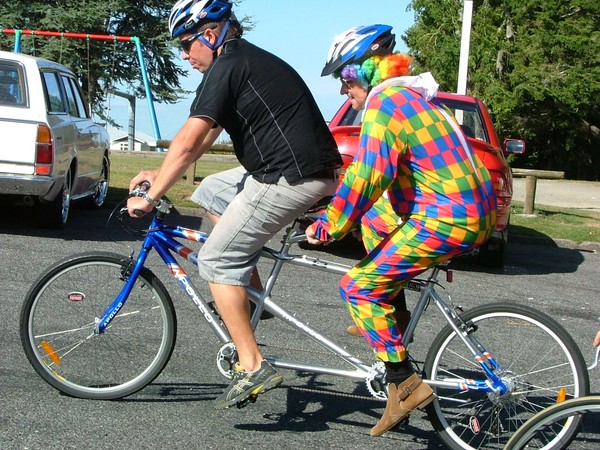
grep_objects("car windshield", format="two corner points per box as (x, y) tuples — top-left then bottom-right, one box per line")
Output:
(337, 96), (490, 144)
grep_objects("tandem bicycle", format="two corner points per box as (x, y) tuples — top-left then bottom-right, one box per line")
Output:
(20, 188), (591, 450)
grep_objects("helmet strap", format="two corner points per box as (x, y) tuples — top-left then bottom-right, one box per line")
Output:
(197, 19), (232, 60)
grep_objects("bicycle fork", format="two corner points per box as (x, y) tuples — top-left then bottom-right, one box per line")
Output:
(95, 228), (232, 345)
(427, 288), (509, 396)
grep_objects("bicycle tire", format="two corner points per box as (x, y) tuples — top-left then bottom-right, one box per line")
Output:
(423, 302), (590, 450)
(20, 252), (177, 400)
(504, 395), (600, 450)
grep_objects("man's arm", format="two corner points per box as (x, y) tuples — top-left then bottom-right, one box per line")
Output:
(127, 117), (222, 216)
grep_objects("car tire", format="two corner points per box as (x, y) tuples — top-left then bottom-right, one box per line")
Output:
(84, 154), (110, 208)
(35, 171), (72, 229)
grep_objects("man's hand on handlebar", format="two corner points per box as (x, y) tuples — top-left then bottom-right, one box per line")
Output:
(129, 169), (159, 192)
(127, 195), (153, 218)
(127, 170), (160, 218)
(126, 180), (155, 218)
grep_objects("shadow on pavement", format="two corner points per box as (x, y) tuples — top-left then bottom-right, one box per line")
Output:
(0, 201), (204, 242)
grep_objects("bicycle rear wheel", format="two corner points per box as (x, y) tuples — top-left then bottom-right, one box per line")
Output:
(505, 395), (600, 450)
(20, 252), (177, 400)
(424, 302), (589, 450)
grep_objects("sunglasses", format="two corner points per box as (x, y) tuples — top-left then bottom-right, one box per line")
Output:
(341, 78), (355, 89)
(179, 29), (209, 53)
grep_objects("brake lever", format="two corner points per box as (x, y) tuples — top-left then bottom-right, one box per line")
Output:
(119, 206), (145, 217)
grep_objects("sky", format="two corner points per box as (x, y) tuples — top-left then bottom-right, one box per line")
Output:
(105, 1), (416, 141)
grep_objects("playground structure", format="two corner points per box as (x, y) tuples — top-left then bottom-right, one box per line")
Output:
(1, 28), (162, 147)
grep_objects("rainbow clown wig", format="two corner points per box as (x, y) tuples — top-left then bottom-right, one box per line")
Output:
(338, 53), (413, 88)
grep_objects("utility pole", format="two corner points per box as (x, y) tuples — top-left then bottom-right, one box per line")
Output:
(108, 89), (136, 151)
(457, 0), (473, 95)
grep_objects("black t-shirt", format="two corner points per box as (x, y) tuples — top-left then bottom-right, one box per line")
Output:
(189, 39), (341, 183)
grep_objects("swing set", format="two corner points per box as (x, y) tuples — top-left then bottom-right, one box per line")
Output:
(1, 28), (162, 145)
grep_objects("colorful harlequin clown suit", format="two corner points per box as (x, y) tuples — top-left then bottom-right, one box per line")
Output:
(311, 73), (497, 364)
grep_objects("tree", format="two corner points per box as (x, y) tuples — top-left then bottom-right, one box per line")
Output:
(0, 0), (188, 122)
(404, 0), (600, 180)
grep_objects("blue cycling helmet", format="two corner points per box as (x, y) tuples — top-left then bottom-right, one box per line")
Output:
(321, 24), (396, 76)
(168, 0), (233, 38)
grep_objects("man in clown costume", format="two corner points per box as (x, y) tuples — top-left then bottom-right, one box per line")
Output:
(306, 24), (497, 437)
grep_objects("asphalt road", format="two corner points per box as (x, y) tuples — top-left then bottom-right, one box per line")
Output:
(1, 202), (599, 449)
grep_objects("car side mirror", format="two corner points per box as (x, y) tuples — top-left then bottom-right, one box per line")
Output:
(503, 139), (526, 155)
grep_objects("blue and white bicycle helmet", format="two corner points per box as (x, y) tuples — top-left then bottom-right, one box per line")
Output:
(321, 24), (396, 76)
(168, 0), (233, 38)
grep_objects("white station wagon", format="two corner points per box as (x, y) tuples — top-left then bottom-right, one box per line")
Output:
(0, 50), (110, 228)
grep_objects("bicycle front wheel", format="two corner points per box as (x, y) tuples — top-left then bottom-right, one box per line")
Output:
(424, 302), (589, 450)
(20, 252), (177, 400)
(505, 395), (600, 450)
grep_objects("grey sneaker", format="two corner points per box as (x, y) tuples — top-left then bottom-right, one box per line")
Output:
(214, 360), (283, 409)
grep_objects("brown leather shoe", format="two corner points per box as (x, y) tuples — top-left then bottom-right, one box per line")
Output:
(370, 373), (435, 437)
(346, 310), (411, 337)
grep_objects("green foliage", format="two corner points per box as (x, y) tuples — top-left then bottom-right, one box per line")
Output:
(404, 0), (600, 180)
(0, 0), (186, 123)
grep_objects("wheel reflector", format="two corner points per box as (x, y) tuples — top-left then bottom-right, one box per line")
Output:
(41, 340), (61, 365)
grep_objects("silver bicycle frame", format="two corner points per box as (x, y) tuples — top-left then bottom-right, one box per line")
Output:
(144, 215), (506, 393)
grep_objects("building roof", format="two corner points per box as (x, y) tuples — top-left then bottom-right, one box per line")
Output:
(106, 125), (157, 146)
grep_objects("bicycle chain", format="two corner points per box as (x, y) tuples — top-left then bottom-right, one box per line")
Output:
(287, 384), (380, 401)
(258, 340), (424, 369)
(256, 340), (387, 401)
(257, 340), (426, 397)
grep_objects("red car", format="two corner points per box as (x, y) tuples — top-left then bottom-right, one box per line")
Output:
(328, 92), (525, 268)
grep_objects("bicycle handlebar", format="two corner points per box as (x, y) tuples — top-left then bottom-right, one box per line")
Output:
(122, 181), (173, 217)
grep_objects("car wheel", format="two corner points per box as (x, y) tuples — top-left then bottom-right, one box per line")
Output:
(35, 171), (72, 229)
(85, 154), (110, 208)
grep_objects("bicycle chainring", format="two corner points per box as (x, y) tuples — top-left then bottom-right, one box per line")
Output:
(365, 361), (388, 400)
(216, 342), (237, 379)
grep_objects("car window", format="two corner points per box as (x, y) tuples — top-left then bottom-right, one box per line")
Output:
(337, 96), (489, 143)
(0, 62), (26, 106)
(69, 77), (89, 119)
(60, 74), (81, 117)
(42, 71), (66, 113)
(437, 98), (489, 143)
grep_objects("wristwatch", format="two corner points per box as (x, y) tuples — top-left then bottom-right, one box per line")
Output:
(142, 192), (160, 207)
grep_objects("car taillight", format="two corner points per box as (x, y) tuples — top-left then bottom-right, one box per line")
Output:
(490, 170), (511, 231)
(495, 173), (511, 198)
(35, 124), (53, 175)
